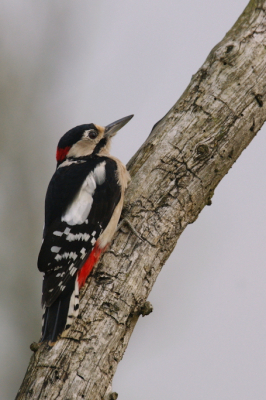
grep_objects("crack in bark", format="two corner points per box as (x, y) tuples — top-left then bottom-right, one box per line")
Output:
(16, 2), (266, 399)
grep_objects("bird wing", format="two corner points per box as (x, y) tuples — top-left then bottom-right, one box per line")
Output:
(38, 156), (121, 307)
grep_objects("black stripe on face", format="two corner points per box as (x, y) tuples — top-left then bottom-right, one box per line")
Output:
(92, 138), (107, 155)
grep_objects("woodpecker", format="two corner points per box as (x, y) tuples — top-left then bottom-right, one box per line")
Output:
(38, 115), (133, 344)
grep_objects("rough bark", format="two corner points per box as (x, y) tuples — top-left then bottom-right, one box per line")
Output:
(16, 1), (266, 399)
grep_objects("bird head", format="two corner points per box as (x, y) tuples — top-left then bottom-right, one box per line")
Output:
(56, 115), (133, 165)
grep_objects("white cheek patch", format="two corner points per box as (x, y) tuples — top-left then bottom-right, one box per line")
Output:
(61, 162), (106, 225)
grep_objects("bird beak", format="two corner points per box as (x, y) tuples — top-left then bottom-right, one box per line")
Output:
(104, 115), (134, 138)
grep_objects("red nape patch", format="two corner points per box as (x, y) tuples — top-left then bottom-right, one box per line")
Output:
(77, 243), (108, 288)
(56, 146), (71, 162)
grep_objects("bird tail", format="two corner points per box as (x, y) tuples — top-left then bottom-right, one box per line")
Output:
(41, 277), (79, 344)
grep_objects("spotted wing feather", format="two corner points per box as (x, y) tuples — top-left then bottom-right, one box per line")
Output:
(38, 156), (121, 308)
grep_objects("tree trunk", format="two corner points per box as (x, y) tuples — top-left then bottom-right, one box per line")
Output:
(16, 1), (266, 399)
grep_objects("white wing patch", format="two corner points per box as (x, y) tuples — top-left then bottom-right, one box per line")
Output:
(61, 161), (106, 225)
(53, 231), (63, 237)
(94, 161), (106, 185)
(69, 264), (77, 276)
(51, 246), (61, 253)
(66, 232), (90, 242)
(54, 251), (78, 261)
(80, 247), (86, 259)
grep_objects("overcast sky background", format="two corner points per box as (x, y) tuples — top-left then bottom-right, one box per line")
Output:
(1, 1), (266, 399)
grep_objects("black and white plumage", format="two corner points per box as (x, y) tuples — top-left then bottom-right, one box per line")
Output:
(38, 115), (133, 344)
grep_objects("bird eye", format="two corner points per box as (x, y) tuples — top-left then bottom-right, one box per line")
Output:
(88, 130), (98, 139)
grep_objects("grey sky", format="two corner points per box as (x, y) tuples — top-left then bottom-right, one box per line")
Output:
(1, 1), (266, 399)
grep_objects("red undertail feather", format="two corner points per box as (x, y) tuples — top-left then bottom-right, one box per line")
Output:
(77, 242), (108, 288)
